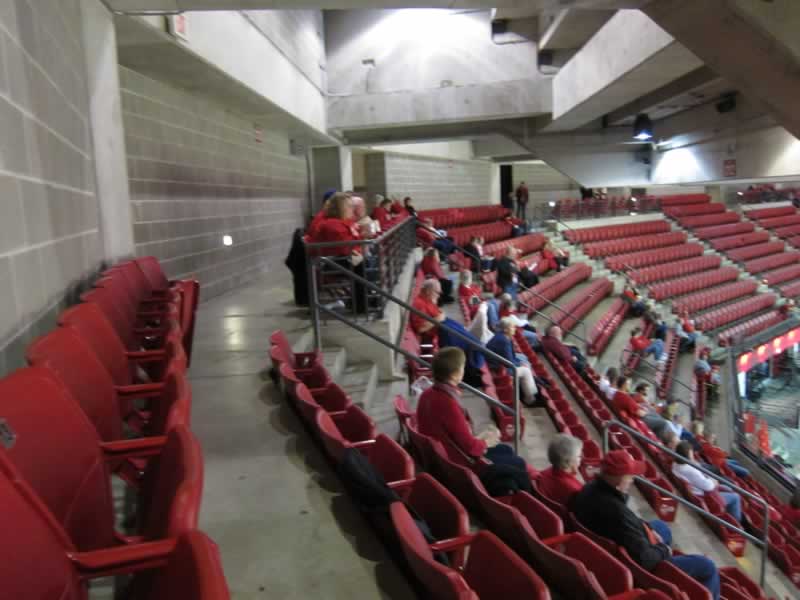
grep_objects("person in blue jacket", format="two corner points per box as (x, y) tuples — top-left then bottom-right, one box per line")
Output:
(486, 317), (539, 406)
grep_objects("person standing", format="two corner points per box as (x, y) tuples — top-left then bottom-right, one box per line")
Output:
(515, 181), (529, 221)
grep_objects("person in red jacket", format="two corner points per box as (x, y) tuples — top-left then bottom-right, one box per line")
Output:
(540, 240), (568, 273)
(312, 193), (362, 257)
(410, 279), (446, 338)
(537, 434), (585, 507)
(613, 376), (647, 421)
(417, 347), (536, 479)
(306, 188), (337, 240)
(629, 327), (665, 362)
(421, 248), (454, 304)
(371, 196), (394, 231)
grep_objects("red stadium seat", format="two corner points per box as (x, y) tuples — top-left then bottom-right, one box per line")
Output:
(390, 502), (550, 600)
(314, 406), (377, 460)
(564, 220), (671, 244)
(584, 232), (687, 259)
(745, 206), (796, 220)
(693, 294), (776, 331)
(693, 222), (755, 240)
(647, 267), (739, 301)
(717, 309), (787, 346)
(606, 243), (704, 271)
(0, 466), (229, 600)
(0, 367), (201, 551)
(726, 241), (785, 262)
(270, 330), (322, 370)
(671, 280), (758, 315)
(678, 212), (739, 228)
(587, 298), (629, 355)
(629, 256), (722, 286)
(743, 251), (800, 274)
(709, 231), (770, 251)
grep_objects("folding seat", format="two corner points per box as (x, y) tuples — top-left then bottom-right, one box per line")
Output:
(314, 405), (376, 458)
(270, 330), (322, 370)
(58, 303), (184, 388)
(288, 376), (352, 421)
(0, 466), (229, 600)
(0, 367), (202, 551)
(269, 345), (331, 389)
(391, 501), (550, 600)
(27, 327), (190, 442)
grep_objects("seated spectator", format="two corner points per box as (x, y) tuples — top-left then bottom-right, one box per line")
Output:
(498, 294), (538, 347)
(541, 325), (586, 373)
(622, 284), (646, 317)
(573, 450), (721, 600)
(674, 317), (697, 352)
(416, 347), (535, 477)
(634, 382), (670, 436)
(403, 196), (418, 218)
(415, 217), (437, 248)
(306, 189), (337, 240)
(691, 423), (750, 479)
(673, 442), (742, 523)
(541, 240), (569, 273)
(629, 327), (665, 363)
(410, 279), (446, 338)
(598, 367), (619, 400)
(486, 318), (539, 406)
(459, 270), (499, 328)
(496, 246), (521, 300)
(613, 376), (647, 421)
(351, 196), (379, 238)
(651, 314), (668, 341)
(421, 248), (454, 305)
(464, 236), (494, 273)
(538, 434), (584, 506)
(371, 196), (394, 230)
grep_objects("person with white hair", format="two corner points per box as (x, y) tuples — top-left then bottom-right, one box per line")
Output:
(410, 279), (446, 336)
(486, 317), (539, 406)
(458, 270), (499, 329)
(351, 196), (380, 238)
(498, 293), (539, 347)
(538, 434), (584, 506)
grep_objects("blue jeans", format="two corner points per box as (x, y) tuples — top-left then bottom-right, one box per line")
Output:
(648, 520), (720, 600)
(486, 299), (500, 331)
(433, 238), (455, 255)
(521, 329), (538, 348)
(503, 283), (518, 301)
(644, 339), (665, 361)
(726, 459), (749, 478)
(720, 491), (742, 522)
(515, 352), (531, 367)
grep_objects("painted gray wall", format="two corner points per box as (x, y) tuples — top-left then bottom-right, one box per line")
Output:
(119, 67), (309, 300)
(0, 0), (105, 375)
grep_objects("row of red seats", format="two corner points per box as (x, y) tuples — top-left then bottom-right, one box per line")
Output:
(622, 320), (655, 373)
(546, 353), (680, 524)
(659, 194), (710, 206)
(664, 203), (725, 218)
(606, 243), (703, 272)
(519, 263), (592, 313)
(418, 204), (510, 228)
(564, 220), (671, 244)
(550, 277), (612, 331)
(717, 310), (787, 347)
(0, 258), (227, 599)
(710, 231), (770, 252)
(762, 263), (800, 286)
(693, 294), (777, 331)
(693, 222), (754, 240)
(744, 206), (796, 220)
(583, 232), (687, 259)
(481, 253), (544, 296)
(482, 232), (547, 259)
(678, 212), (740, 229)
(647, 266), (737, 301)
(787, 235), (800, 250)
(671, 280), (758, 316)
(449, 221), (513, 246)
(630, 256), (722, 287)
(774, 223), (800, 239)
(779, 279), (800, 298)
(587, 298), (629, 356)
(756, 214), (800, 230)
(743, 251), (800, 274)
(726, 241), (785, 262)
(654, 331), (679, 401)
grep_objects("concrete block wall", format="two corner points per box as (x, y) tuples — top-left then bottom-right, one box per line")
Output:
(368, 152), (492, 210)
(0, 0), (102, 375)
(119, 67), (308, 300)
(363, 152), (387, 207)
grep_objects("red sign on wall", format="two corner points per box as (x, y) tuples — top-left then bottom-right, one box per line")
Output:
(723, 158), (737, 177)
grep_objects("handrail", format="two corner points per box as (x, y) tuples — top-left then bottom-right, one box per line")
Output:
(413, 217), (482, 263)
(601, 419), (770, 588)
(310, 255), (522, 452)
(624, 345), (697, 402)
(518, 280), (590, 352)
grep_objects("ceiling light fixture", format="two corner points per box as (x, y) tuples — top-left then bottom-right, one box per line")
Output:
(632, 113), (653, 141)
(223, 235), (233, 246)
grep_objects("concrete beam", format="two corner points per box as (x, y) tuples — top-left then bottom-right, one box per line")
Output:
(642, 0), (800, 140)
(539, 9), (615, 51)
(546, 9), (703, 132)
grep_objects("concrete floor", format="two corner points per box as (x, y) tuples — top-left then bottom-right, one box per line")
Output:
(189, 273), (416, 600)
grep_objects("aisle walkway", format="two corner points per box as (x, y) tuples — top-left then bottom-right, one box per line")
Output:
(188, 273), (416, 600)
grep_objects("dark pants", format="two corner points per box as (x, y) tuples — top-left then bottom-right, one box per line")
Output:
(438, 277), (453, 304)
(516, 203), (527, 221)
(648, 520), (720, 600)
(486, 444), (527, 471)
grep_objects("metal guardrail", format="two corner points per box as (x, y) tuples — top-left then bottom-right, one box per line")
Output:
(518, 280), (590, 352)
(310, 255), (523, 453)
(601, 419), (771, 588)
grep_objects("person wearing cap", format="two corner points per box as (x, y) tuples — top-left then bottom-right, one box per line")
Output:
(537, 434), (584, 506)
(572, 450), (720, 600)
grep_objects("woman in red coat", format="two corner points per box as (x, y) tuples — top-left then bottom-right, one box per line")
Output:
(421, 248), (453, 304)
(312, 193), (361, 257)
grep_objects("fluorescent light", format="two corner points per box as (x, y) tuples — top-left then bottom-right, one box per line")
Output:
(633, 113), (653, 141)
(548, 201), (556, 207)
(631, 197), (638, 203)
(737, 192), (744, 196)
(629, 211), (638, 216)
(223, 235), (233, 246)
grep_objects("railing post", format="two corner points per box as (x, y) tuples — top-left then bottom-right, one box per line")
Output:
(513, 371), (521, 454)
(309, 257), (322, 351)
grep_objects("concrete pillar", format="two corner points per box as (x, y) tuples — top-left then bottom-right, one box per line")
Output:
(705, 185), (724, 205)
(489, 163), (501, 205)
(340, 147), (353, 193)
(81, 0), (135, 260)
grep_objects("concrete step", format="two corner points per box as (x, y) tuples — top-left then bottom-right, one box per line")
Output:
(367, 377), (412, 439)
(338, 360), (379, 410)
(322, 346), (348, 381)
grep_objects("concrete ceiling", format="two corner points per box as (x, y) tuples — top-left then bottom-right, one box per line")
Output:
(539, 9), (615, 51)
(115, 15), (333, 145)
(104, 0), (648, 12)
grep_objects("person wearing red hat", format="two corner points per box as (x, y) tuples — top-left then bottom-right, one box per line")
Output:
(572, 450), (720, 600)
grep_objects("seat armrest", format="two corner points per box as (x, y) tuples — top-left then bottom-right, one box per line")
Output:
(115, 383), (165, 398)
(126, 350), (167, 363)
(70, 539), (176, 578)
(100, 436), (167, 459)
(429, 534), (475, 553)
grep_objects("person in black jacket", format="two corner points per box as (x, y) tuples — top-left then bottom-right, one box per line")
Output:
(572, 450), (720, 600)
(495, 246), (520, 300)
(285, 228), (308, 306)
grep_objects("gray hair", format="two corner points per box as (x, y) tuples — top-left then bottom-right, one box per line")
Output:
(547, 434), (583, 470)
(499, 316), (517, 332)
(421, 279), (441, 294)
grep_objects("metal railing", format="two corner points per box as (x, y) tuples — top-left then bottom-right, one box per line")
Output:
(305, 217), (417, 320)
(310, 256), (523, 452)
(518, 280), (590, 352)
(601, 419), (771, 588)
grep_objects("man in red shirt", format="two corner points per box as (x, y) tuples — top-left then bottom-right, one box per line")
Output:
(410, 279), (445, 337)
(541, 325), (586, 372)
(421, 248), (454, 304)
(537, 434), (584, 507)
(613, 376), (647, 421)
(629, 327), (665, 362)
(371, 196), (394, 230)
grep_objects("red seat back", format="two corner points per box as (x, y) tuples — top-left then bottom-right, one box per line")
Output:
(367, 434), (414, 483)
(136, 256), (171, 290)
